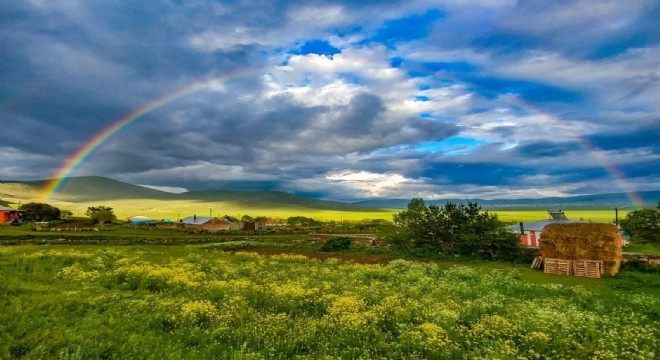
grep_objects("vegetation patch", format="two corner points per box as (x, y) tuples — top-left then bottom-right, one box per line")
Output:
(319, 236), (353, 252)
(0, 245), (658, 359)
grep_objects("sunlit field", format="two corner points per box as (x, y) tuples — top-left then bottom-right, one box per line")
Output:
(0, 181), (630, 223)
(492, 210), (626, 223)
(46, 198), (396, 222)
(1, 244), (657, 359)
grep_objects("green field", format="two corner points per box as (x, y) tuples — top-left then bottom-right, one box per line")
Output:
(0, 196), (624, 224)
(0, 177), (632, 222)
(493, 209), (626, 223)
(1, 243), (658, 359)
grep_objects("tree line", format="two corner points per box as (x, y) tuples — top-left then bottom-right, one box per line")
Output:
(387, 198), (522, 260)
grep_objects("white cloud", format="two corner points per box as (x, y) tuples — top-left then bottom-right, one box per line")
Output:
(121, 162), (277, 183)
(138, 185), (188, 194)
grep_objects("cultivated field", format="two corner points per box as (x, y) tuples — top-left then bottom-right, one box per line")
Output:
(0, 179), (629, 223)
(1, 244), (657, 359)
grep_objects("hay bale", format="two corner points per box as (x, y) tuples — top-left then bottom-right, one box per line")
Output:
(539, 223), (622, 276)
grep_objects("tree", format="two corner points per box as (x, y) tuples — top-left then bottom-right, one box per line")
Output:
(620, 204), (660, 245)
(18, 202), (61, 222)
(241, 214), (254, 222)
(391, 199), (522, 260)
(287, 216), (319, 227)
(86, 206), (117, 224)
(254, 216), (270, 226)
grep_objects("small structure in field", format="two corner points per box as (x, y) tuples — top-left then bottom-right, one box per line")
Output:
(179, 215), (241, 231)
(507, 210), (580, 247)
(126, 215), (155, 225)
(0, 206), (22, 224)
(242, 221), (258, 231)
(539, 222), (622, 276)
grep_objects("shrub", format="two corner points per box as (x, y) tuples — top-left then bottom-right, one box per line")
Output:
(320, 236), (353, 252)
(620, 204), (660, 245)
(392, 199), (523, 260)
(18, 202), (61, 222)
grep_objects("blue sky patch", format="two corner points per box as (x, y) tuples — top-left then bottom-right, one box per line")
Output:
(371, 9), (443, 46)
(294, 40), (341, 56)
(415, 137), (488, 155)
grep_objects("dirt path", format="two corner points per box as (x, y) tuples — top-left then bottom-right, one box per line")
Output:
(226, 246), (397, 264)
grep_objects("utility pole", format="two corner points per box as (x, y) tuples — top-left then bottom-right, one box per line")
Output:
(615, 208), (618, 227)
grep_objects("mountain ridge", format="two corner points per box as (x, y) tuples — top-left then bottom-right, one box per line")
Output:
(354, 191), (660, 210)
(2, 176), (658, 210)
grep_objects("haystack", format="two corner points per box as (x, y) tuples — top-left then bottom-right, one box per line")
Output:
(539, 223), (622, 276)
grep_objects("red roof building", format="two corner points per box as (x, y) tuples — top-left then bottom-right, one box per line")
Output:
(0, 207), (23, 224)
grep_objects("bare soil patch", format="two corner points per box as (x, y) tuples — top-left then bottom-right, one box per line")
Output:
(226, 246), (397, 264)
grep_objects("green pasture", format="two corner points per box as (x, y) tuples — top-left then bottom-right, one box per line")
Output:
(1, 180), (628, 223)
(492, 209), (626, 223)
(0, 244), (658, 359)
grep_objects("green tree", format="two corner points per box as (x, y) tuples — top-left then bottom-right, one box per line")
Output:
(240, 214), (254, 222)
(253, 216), (270, 225)
(287, 216), (319, 227)
(18, 202), (61, 222)
(392, 199), (522, 260)
(86, 206), (117, 224)
(620, 204), (660, 245)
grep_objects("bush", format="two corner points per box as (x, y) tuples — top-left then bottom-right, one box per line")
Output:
(320, 237), (353, 252)
(619, 258), (660, 274)
(18, 202), (61, 222)
(392, 199), (523, 260)
(620, 204), (660, 245)
(86, 206), (117, 225)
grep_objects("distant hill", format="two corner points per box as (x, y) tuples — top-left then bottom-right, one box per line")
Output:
(354, 191), (660, 210)
(181, 190), (372, 212)
(1, 176), (380, 213)
(19, 176), (180, 202)
(2, 176), (658, 216)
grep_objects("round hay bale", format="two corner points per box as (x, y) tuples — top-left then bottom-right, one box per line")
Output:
(539, 223), (621, 276)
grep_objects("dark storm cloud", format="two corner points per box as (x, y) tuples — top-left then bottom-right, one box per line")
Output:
(1, 1), (658, 199)
(514, 141), (583, 158)
(586, 121), (660, 151)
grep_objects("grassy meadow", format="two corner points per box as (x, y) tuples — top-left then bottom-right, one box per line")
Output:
(0, 178), (628, 223)
(0, 195), (625, 224)
(1, 243), (658, 359)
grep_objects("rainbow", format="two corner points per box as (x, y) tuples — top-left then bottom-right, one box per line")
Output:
(38, 68), (645, 208)
(503, 95), (646, 208)
(38, 67), (268, 202)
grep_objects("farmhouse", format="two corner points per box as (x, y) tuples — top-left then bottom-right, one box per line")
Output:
(126, 215), (156, 225)
(508, 209), (624, 247)
(508, 210), (580, 247)
(179, 215), (241, 231)
(0, 206), (22, 224)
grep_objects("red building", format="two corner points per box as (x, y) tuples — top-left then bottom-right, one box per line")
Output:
(0, 207), (23, 224)
(508, 209), (624, 247)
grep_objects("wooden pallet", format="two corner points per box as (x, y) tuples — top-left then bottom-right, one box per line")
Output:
(573, 259), (603, 278)
(544, 258), (573, 275)
(531, 256), (544, 270)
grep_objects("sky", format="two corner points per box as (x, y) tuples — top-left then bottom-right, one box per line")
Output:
(1, 0), (659, 201)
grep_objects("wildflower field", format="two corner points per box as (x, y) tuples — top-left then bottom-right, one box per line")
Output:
(1, 244), (658, 359)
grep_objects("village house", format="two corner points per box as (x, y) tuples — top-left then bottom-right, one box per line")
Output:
(508, 209), (624, 247)
(179, 215), (241, 232)
(0, 207), (23, 224)
(508, 210), (578, 247)
(126, 215), (156, 225)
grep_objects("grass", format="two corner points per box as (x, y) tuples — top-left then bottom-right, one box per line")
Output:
(492, 209), (627, 223)
(0, 244), (658, 359)
(624, 243), (660, 255)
